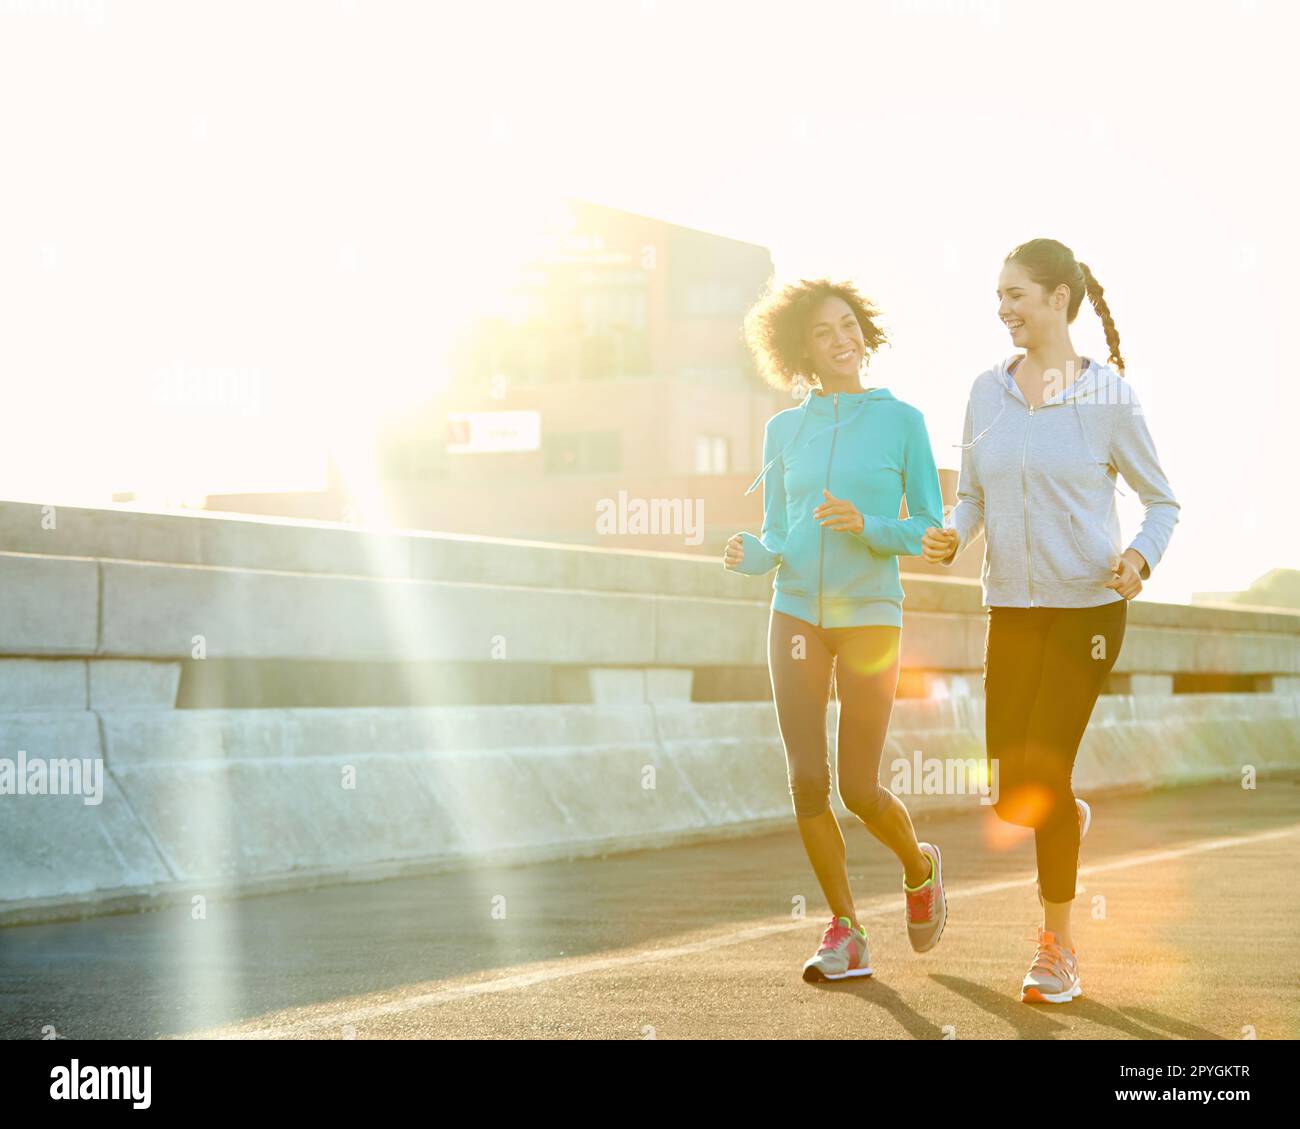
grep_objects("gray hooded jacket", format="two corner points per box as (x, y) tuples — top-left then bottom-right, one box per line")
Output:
(943, 356), (1179, 607)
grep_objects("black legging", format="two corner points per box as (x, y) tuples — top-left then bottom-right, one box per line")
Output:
(984, 600), (1127, 902)
(767, 608), (901, 820)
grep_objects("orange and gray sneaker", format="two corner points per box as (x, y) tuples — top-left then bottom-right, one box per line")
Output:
(1021, 926), (1082, 1003)
(1037, 798), (1092, 907)
(801, 914), (873, 982)
(904, 842), (946, 952)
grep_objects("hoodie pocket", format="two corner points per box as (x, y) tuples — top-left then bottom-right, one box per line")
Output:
(773, 512), (818, 595)
(1031, 510), (1097, 581)
(1068, 513), (1120, 574)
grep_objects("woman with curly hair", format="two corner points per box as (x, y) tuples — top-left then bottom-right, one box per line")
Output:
(724, 278), (949, 983)
(922, 238), (1179, 1004)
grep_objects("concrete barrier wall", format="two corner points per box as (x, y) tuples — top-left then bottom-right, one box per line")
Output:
(2, 549), (1298, 680)
(2, 499), (1299, 925)
(2, 695), (1297, 926)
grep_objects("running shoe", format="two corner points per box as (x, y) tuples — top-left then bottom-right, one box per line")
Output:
(904, 842), (947, 953)
(1021, 926), (1082, 1003)
(801, 914), (873, 982)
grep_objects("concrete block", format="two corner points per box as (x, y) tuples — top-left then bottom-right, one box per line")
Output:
(89, 660), (181, 708)
(0, 659), (87, 710)
(99, 561), (658, 664)
(0, 712), (172, 902)
(0, 554), (99, 656)
(645, 667), (693, 702)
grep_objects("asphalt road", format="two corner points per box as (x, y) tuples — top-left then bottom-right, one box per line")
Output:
(2, 778), (1297, 1040)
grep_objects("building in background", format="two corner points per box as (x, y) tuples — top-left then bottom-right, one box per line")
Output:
(204, 197), (974, 577)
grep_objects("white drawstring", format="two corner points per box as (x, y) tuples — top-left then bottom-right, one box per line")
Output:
(1073, 397), (1126, 498)
(743, 393), (871, 496)
(951, 384), (1124, 499)
(952, 396), (1008, 451)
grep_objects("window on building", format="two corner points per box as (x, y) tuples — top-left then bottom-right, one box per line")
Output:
(695, 434), (729, 474)
(579, 328), (651, 379)
(378, 434), (449, 480)
(685, 279), (745, 317)
(578, 286), (651, 379)
(680, 364), (742, 386)
(580, 288), (648, 331)
(544, 431), (623, 474)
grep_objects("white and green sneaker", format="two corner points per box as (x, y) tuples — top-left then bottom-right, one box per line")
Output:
(801, 915), (873, 982)
(904, 842), (946, 953)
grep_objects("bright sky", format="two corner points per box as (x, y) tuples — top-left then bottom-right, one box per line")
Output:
(1, 0), (1294, 604)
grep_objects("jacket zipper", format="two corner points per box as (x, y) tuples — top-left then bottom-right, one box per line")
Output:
(818, 392), (840, 627)
(1022, 404), (1035, 607)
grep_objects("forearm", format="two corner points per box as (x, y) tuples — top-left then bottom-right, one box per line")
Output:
(732, 420), (788, 576)
(940, 498), (984, 565)
(943, 398), (984, 567)
(1121, 546), (1150, 580)
(1125, 502), (1178, 577)
(853, 514), (933, 557)
(731, 530), (781, 575)
(1112, 397), (1179, 578)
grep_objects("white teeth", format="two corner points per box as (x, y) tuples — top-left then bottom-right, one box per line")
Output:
(834, 350), (854, 361)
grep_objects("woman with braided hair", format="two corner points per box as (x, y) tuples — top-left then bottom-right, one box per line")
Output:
(921, 238), (1179, 1003)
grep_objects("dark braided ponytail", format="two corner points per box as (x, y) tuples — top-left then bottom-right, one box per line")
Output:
(1078, 262), (1124, 375)
(1005, 238), (1126, 377)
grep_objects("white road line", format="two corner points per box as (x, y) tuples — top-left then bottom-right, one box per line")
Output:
(190, 822), (1300, 1039)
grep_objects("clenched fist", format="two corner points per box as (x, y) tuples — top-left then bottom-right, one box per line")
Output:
(921, 527), (959, 563)
(1104, 549), (1147, 600)
(723, 533), (745, 569)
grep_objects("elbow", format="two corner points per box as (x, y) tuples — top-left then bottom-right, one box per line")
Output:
(1151, 499), (1181, 535)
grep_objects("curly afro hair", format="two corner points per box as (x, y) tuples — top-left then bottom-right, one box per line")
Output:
(743, 277), (887, 392)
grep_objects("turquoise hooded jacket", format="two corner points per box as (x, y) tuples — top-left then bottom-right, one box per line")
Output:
(730, 386), (944, 628)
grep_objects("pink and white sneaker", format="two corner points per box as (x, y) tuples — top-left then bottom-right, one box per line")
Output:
(1021, 926), (1082, 1003)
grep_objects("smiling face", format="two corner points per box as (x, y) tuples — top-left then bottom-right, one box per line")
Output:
(804, 295), (865, 384)
(997, 260), (1070, 350)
